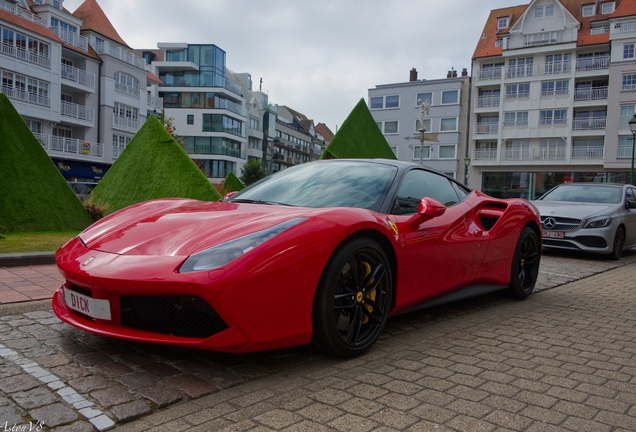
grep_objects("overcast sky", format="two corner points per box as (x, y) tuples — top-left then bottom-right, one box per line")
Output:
(64, 0), (518, 132)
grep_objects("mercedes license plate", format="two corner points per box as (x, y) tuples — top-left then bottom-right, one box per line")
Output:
(542, 230), (565, 239)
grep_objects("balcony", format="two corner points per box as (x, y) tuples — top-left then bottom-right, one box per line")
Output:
(473, 123), (499, 135)
(613, 21), (636, 35)
(501, 149), (531, 161)
(32, 0), (62, 9)
(1, 42), (51, 69)
(113, 115), (140, 131)
(147, 93), (163, 111)
(618, 147), (633, 158)
(541, 89), (569, 97)
(574, 87), (608, 101)
(36, 133), (103, 158)
(572, 117), (606, 130)
(51, 27), (88, 52)
(61, 101), (95, 123)
(473, 149), (497, 160)
(504, 30), (575, 50)
(61, 64), (95, 89)
(475, 96), (500, 108)
(571, 147), (604, 159)
(503, 120), (529, 128)
(575, 57), (610, 72)
(622, 83), (636, 92)
(0, 0), (48, 27)
(506, 66), (535, 79)
(1, 86), (49, 107)
(115, 82), (141, 98)
(93, 41), (146, 70)
(476, 68), (503, 81)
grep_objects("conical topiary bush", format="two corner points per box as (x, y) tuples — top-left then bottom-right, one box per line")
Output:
(320, 98), (397, 160)
(84, 115), (222, 215)
(0, 93), (94, 233)
(221, 171), (245, 195)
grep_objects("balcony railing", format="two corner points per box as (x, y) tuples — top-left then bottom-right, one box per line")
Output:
(541, 89), (569, 97)
(620, 114), (634, 127)
(93, 41), (146, 70)
(623, 84), (636, 92)
(506, 65), (535, 78)
(503, 120), (529, 127)
(534, 148), (566, 160)
(572, 147), (604, 159)
(477, 68), (503, 81)
(1, 42), (51, 69)
(61, 101), (95, 123)
(473, 149), (498, 160)
(572, 117), (606, 130)
(36, 133), (103, 158)
(61, 64), (95, 88)
(0, 0), (48, 27)
(114, 82), (141, 98)
(32, 0), (62, 9)
(574, 87), (608, 101)
(51, 27), (88, 52)
(504, 30), (574, 50)
(575, 57), (610, 72)
(113, 115), (140, 131)
(1, 86), (49, 107)
(147, 93), (163, 111)
(475, 96), (500, 108)
(183, 143), (245, 158)
(501, 149), (531, 161)
(613, 21), (636, 35)
(539, 118), (568, 126)
(473, 123), (499, 135)
(618, 147), (633, 158)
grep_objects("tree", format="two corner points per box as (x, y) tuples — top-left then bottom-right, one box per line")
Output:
(240, 158), (267, 186)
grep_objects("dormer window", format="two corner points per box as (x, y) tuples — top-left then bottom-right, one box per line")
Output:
(546, 5), (554, 16)
(535, 6), (544, 18)
(601, 2), (615, 14)
(497, 17), (509, 29)
(582, 4), (595, 17)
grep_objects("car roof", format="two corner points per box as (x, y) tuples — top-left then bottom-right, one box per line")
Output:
(555, 183), (626, 188)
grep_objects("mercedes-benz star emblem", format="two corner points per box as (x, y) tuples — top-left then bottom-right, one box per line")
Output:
(543, 217), (557, 230)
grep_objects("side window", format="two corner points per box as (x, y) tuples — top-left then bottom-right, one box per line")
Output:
(395, 170), (461, 214)
(627, 188), (636, 208)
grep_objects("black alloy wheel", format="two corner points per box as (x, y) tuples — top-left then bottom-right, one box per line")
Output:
(312, 238), (393, 357)
(608, 226), (625, 260)
(508, 227), (540, 299)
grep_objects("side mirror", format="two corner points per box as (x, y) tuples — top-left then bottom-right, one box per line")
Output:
(407, 197), (446, 227)
(224, 191), (238, 200)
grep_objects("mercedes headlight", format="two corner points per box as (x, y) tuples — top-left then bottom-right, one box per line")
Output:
(584, 218), (611, 229)
(179, 218), (307, 272)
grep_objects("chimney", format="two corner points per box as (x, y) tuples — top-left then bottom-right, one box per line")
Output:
(452, 67), (457, 78)
(461, 68), (468, 77)
(447, 70), (452, 78)
(409, 68), (418, 82)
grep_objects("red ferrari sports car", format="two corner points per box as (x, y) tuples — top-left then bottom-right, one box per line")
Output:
(53, 159), (541, 357)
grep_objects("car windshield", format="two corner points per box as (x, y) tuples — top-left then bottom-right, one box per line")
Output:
(228, 161), (398, 210)
(540, 185), (621, 204)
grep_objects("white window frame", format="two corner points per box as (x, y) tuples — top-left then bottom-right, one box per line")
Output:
(545, 5), (555, 16)
(438, 145), (457, 159)
(413, 145), (431, 160)
(441, 90), (459, 105)
(497, 17), (509, 29)
(369, 95), (400, 110)
(415, 118), (432, 133)
(377, 120), (399, 135)
(415, 92), (432, 106)
(439, 117), (458, 132)
(534, 6), (543, 18)
(582, 4), (595, 17)
(624, 43), (635, 60)
(601, 1), (614, 14)
(390, 146), (398, 157)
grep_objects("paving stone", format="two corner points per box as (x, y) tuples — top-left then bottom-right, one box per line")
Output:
(74, 353), (111, 366)
(0, 374), (40, 393)
(296, 402), (343, 423)
(51, 364), (91, 380)
(50, 420), (97, 432)
(90, 386), (135, 407)
(165, 374), (217, 398)
(116, 353), (156, 366)
(137, 385), (183, 408)
(93, 362), (133, 378)
(68, 375), (111, 394)
(253, 409), (303, 429)
(3, 337), (40, 350)
(115, 372), (156, 390)
(0, 404), (23, 426)
(30, 403), (79, 427)
(139, 362), (181, 378)
(11, 386), (57, 409)
(111, 400), (151, 422)
(36, 353), (70, 368)
(0, 363), (23, 378)
(369, 407), (419, 429)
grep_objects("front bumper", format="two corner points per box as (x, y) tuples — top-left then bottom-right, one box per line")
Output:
(542, 226), (614, 254)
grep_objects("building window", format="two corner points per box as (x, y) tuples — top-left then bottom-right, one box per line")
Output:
(622, 74), (636, 91)
(113, 72), (140, 95)
(369, 95), (399, 109)
(249, 118), (259, 130)
(505, 83), (530, 99)
(416, 92), (432, 106)
(413, 145), (430, 160)
(187, 115), (194, 125)
(439, 145), (456, 159)
(390, 146), (398, 157)
(540, 109), (568, 125)
(508, 57), (534, 78)
(601, 2), (615, 14)
(441, 90), (459, 105)
(383, 121), (398, 134)
(534, 6), (543, 18)
(440, 118), (458, 132)
(621, 105), (635, 127)
(24, 119), (42, 134)
(545, 53), (571, 74)
(112, 134), (132, 158)
(0, 69), (49, 106)
(624, 44), (635, 59)
(497, 17), (509, 29)
(415, 118), (431, 133)
(503, 111), (529, 127)
(541, 80), (569, 96)
(546, 5), (555, 16)
(582, 4), (595, 17)
(618, 136), (634, 157)
(202, 114), (243, 136)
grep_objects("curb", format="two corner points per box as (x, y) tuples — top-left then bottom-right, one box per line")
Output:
(0, 252), (56, 267)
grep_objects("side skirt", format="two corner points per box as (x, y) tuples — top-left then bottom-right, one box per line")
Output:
(395, 284), (508, 316)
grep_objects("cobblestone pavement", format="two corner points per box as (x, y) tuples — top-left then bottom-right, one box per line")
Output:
(0, 252), (634, 430)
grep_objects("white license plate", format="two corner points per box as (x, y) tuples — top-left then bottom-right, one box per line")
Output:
(63, 287), (111, 320)
(542, 230), (565, 239)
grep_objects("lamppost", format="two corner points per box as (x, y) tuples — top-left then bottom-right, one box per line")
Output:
(418, 127), (426, 166)
(463, 154), (471, 186)
(630, 114), (636, 185)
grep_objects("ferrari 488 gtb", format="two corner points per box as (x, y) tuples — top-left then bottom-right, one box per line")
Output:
(53, 159), (541, 357)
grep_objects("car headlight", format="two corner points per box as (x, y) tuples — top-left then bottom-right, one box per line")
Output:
(179, 218), (307, 273)
(584, 218), (611, 229)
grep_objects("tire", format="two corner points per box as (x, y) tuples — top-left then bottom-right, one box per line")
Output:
(312, 238), (393, 357)
(607, 226), (625, 261)
(508, 227), (540, 299)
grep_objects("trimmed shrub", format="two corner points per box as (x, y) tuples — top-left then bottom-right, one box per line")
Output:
(221, 171), (245, 195)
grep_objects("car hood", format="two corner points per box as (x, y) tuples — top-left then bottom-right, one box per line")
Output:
(79, 199), (320, 257)
(531, 200), (619, 220)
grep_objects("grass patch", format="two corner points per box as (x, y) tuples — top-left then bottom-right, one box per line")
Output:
(0, 231), (79, 254)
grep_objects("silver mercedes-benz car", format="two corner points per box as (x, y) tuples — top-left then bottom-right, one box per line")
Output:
(532, 183), (636, 260)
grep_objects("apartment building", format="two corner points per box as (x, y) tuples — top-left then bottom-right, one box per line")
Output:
(368, 68), (471, 181)
(0, 0), (161, 197)
(470, 0), (636, 199)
